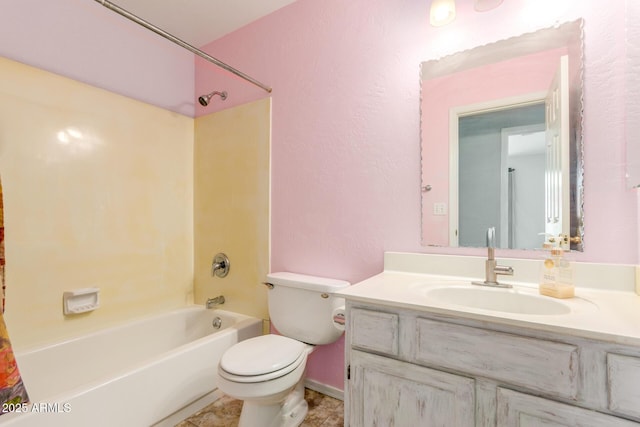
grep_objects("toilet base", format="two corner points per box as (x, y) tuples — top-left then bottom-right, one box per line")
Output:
(238, 381), (308, 427)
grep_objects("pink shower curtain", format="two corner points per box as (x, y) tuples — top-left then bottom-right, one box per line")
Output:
(0, 178), (29, 412)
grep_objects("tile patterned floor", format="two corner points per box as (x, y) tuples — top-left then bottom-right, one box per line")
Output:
(176, 388), (344, 427)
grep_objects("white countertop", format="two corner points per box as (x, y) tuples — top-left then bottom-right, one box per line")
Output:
(337, 270), (640, 347)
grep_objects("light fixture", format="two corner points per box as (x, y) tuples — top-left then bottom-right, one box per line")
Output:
(430, 0), (456, 27)
(474, 0), (504, 12)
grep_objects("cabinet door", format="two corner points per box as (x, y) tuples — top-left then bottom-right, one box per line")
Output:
(607, 353), (640, 420)
(349, 350), (475, 427)
(497, 388), (639, 427)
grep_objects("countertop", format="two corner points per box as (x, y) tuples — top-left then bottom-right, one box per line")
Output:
(336, 270), (640, 347)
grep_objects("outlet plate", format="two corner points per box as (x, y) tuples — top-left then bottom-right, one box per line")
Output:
(433, 202), (447, 216)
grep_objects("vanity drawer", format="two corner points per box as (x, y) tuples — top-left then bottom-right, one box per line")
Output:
(497, 388), (638, 427)
(415, 318), (579, 400)
(607, 353), (640, 420)
(350, 308), (399, 356)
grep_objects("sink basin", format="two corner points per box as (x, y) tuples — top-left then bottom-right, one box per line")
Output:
(425, 286), (571, 315)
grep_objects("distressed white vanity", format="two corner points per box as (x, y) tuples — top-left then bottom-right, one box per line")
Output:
(337, 253), (640, 426)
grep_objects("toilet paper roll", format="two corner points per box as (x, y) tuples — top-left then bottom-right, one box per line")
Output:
(332, 306), (346, 332)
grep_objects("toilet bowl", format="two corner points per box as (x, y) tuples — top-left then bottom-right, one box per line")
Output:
(215, 272), (349, 427)
(217, 334), (314, 426)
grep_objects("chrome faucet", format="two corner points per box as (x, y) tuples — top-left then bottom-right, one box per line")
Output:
(211, 253), (230, 278)
(206, 295), (225, 309)
(472, 227), (514, 288)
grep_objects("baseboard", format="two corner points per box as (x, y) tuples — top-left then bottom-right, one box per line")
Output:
(304, 378), (344, 401)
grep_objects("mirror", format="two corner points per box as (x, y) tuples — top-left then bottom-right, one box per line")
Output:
(420, 20), (584, 251)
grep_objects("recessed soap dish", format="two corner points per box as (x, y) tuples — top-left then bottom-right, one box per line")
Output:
(63, 288), (100, 315)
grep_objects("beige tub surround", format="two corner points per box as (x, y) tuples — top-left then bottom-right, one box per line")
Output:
(0, 57), (194, 349)
(0, 55), (272, 351)
(193, 98), (271, 322)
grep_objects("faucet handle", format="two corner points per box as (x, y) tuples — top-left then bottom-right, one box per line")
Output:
(211, 253), (230, 278)
(486, 227), (496, 248)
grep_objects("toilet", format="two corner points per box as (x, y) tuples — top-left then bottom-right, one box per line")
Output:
(216, 272), (349, 427)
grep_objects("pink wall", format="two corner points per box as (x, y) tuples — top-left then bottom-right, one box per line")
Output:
(0, 0), (195, 116)
(197, 0), (637, 390)
(1, 0), (634, 394)
(421, 48), (568, 245)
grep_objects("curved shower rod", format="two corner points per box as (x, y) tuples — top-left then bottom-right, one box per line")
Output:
(94, 0), (272, 94)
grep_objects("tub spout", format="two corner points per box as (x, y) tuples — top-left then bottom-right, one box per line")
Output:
(206, 295), (225, 309)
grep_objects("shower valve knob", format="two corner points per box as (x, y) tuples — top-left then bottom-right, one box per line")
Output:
(211, 253), (230, 278)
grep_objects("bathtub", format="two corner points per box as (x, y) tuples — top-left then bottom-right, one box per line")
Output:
(0, 306), (262, 427)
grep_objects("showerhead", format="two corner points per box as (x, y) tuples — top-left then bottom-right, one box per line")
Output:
(198, 90), (228, 107)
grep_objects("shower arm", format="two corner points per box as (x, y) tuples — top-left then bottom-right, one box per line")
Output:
(94, 0), (272, 94)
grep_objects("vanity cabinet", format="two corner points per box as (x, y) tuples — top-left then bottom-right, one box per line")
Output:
(350, 350), (475, 426)
(345, 304), (640, 426)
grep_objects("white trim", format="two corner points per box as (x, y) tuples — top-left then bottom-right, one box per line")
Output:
(500, 128), (510, 248)
(452, 92), (547, 119)
(448, 108), (460, 247)
(304, 379), (344, 401)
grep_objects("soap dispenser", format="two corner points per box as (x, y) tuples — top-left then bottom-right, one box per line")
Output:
(539, 247), (574, 299)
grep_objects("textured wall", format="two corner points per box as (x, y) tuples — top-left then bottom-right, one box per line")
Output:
(0, 57), (194, 348)
(0, 0), (195, 116)
(626, 0), (640, 265)
(194, 99), (271, 322)
(627, 0), (640, 189)
(197, 0), (637, 390)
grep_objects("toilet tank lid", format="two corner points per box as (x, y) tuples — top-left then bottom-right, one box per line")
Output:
(266, 272), (350, 293)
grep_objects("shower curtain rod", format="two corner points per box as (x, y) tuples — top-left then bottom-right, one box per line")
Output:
(94, 0), (272, 93)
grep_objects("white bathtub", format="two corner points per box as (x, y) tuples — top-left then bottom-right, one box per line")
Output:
(1, 306), (262, 427)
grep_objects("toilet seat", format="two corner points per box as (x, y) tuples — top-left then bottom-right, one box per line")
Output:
(219, 334), (309, 383)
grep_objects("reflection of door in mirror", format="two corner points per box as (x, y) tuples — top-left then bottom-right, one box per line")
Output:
(451, 56), (570, 250)
(544, 55), (570, 248)
(455, 103), (546, 249)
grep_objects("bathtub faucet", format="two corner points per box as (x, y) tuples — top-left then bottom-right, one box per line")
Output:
(206, 295), (225, 309)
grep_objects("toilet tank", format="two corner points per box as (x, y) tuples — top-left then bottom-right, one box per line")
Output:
(266, 272), (349, 345)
